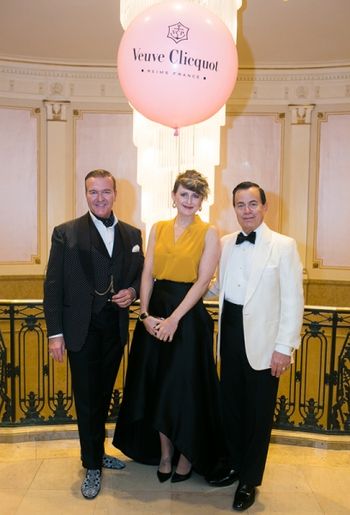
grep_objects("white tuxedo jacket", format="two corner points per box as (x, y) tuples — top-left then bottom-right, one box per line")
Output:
(217, 223), (304, 370)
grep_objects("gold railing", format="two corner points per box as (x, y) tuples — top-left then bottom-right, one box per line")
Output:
(0, 300), (349, 434)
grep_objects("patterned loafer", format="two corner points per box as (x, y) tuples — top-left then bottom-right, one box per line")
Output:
(81, 469), (101, 499)
(102, 454), (126, 470)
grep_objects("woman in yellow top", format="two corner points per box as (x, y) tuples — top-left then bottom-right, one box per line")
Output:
(113, 170), (224, 482)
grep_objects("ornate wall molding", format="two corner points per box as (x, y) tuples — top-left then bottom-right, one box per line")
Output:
(238, 69), (350, 82)
(43, 99), (70, 121)
(0, 105), (42, 269)
(289, 104), (315, 125)
(1, 60), (350, 105)
(0, 62), (117, 79)
(1, 59), (350, 284)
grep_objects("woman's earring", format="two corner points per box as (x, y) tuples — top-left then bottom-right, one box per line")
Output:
(199, 206), (202, 212)
(172, 202), (176, 208)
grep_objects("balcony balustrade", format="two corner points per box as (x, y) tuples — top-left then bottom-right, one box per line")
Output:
(0, 300), (349, 435)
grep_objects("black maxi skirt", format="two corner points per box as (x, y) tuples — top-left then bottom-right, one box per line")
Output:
(112, 279), (224, 475)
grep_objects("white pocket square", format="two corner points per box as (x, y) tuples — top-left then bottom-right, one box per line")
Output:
(132, 244), (140, 253)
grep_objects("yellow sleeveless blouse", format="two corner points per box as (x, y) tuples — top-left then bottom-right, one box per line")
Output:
(153, 215), (209, 283)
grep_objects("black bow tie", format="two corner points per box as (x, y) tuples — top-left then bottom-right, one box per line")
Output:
(236, 231), (256, 245)
(94, 212), (115, 227)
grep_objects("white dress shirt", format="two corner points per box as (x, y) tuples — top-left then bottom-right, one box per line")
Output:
(89, 211), (117, 257)
(223, 225), (262, 305)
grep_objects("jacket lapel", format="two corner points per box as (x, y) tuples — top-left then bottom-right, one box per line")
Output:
(113, 223), (123, 258)
(244, 223), (273, 305)
(77, 213), (94, 288)
(113, 222), (126, 285)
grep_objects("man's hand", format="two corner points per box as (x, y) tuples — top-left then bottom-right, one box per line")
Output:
(112, 288), (135, 308)
(48, 336), (66, 363)
(270, 350), (291, 377)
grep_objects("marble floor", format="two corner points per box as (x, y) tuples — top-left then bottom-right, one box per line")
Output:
(0, 435), (350, 514)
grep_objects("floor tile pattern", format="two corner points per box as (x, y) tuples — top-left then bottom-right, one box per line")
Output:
(0, 438), (349, 514)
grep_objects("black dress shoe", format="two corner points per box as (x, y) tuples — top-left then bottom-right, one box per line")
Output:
(171, 469), (192, 483)
(157, 469), (172, 483)
(232, 483), (256, 511)
(206, 467), (239, 487)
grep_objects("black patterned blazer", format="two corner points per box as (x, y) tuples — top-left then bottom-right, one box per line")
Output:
(43, 213), (144, 351)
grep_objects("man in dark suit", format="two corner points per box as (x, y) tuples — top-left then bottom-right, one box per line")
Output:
(206, 182), (304, 511)
(44, 169), (144, 499)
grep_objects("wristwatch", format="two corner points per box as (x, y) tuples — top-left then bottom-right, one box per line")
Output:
(138, 311), (149, 321)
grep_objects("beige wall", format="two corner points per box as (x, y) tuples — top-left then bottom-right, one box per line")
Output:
(0, 61), (349, 306)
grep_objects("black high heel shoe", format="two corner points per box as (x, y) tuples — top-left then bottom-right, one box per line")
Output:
(171, 469), (192, 483)
(157, 469), (172, 483)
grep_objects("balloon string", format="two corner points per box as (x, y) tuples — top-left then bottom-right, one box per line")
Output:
(174, 128), (179, 136)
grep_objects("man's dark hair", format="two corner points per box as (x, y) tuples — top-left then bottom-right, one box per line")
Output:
(232, 181), (266, 206)
(85, 169), (116, 192)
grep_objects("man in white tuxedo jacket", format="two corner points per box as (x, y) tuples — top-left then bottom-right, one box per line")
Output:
(207, 182), (304, 511)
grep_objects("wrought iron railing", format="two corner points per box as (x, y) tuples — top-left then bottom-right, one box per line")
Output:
(0, 300), (349, 434)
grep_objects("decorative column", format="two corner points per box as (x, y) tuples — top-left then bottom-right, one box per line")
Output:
(43, 91), (72, 246)
(283, 104), (315, 268)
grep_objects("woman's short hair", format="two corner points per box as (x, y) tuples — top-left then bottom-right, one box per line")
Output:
(173, 170), (209, 200)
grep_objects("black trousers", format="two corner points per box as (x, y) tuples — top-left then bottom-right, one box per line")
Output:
(68, 303), (124, 469)
(220, 300), (279, 486)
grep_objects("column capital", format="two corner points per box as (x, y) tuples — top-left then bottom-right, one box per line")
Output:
(288, 104), (315, 125)
(43, 99), (70, 121)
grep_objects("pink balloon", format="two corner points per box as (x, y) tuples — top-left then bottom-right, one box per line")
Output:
(117, 1), (238, 130)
